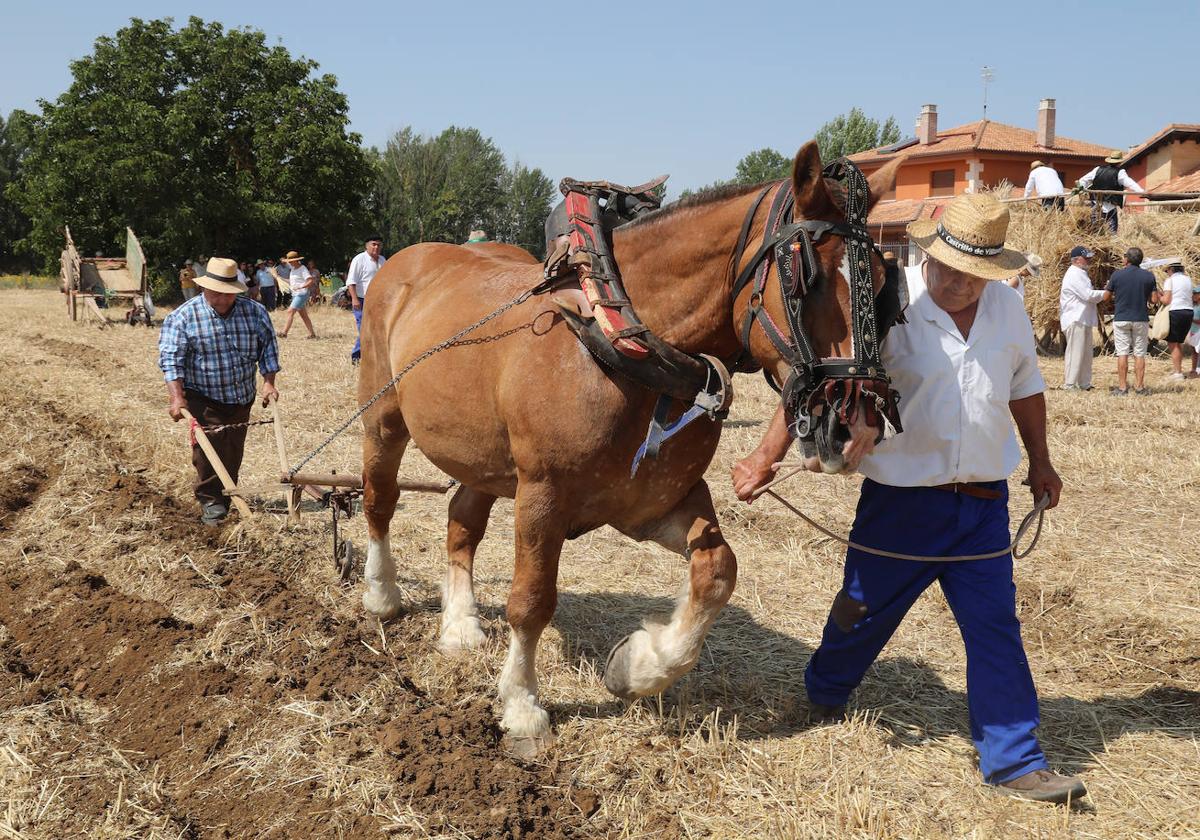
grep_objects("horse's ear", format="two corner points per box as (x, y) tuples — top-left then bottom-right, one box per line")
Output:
(791, 141), (839, 219)
(866, 154), (906, 212)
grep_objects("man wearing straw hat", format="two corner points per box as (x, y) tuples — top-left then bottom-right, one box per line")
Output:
(159, 258), (280, 525)
(733, 193), (1084, 803)
(1077, 151), (1144, 233)
(1024, 161), (1065, 210)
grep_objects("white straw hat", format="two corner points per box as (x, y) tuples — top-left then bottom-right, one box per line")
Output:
(907, 193), (1027, 281)
(193, 257), (248, 294)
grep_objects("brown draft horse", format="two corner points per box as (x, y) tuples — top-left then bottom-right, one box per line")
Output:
(357, 142), (902, 752)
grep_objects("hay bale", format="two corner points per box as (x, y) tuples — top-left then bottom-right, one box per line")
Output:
(990, 184), (1200, 334)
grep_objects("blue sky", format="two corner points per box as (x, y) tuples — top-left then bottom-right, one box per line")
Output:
(3, 0), (1196, 196)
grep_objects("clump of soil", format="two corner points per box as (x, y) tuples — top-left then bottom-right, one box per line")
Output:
(0, 464), (47, 527)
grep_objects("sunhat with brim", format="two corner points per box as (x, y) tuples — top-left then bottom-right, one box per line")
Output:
(1030, 160), (1046, 169)
(1024, 253), (1044, 276)
(906, 193), (1028, 281)
(280, 250), (305, 263)
(193, 257), (248, 294)
(1104, 150), (1124, 164)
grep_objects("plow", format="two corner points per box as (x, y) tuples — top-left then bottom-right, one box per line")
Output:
(183, 400), (453, 580)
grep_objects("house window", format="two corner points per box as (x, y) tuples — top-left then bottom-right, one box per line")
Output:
(930, 169), (955, 196)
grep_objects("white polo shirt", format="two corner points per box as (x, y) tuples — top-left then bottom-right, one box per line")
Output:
(1059, 264), (1105, 328)
(859, 266), (1045, 487)
(1024, 166), (1065, 198)
(345, 251), (386, 298)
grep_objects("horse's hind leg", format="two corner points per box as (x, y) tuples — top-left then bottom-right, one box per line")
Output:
(439, 485), (496, 651)
(498, 481), (565, 755)
(604, 479), (737, 699)
(361, 408), (409, 620)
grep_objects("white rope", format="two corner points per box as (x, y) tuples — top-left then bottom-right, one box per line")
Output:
(754, 467), (1049, 562)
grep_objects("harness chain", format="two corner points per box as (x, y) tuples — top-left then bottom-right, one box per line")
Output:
(285, 285), (544, 478)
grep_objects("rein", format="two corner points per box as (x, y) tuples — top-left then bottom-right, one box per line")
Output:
(753, 465), (1049, 561)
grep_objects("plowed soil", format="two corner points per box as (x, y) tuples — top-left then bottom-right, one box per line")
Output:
(1, 291), (1197, 839)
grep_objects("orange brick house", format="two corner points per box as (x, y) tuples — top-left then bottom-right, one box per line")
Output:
(848, 100), (1112, 256)
(1119, 123), (1200, 197)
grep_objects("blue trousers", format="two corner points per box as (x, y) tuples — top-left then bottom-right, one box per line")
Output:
(352, 304), (363, 360)
(804, 479), (1048, 784)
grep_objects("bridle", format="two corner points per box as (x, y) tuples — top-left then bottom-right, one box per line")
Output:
(729, 159), (904, 444)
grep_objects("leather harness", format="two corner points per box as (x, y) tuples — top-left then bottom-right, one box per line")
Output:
(547, 158), (906, 473)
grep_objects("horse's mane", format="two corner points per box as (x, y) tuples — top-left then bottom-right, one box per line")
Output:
(624, 173), (850, 232)
(623, 181), (774, 230)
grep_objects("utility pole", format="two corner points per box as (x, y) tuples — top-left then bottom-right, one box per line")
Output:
(981, 66), (994, 118)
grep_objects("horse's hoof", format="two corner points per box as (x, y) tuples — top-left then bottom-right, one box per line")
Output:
(362, 586), (404, 621)
(603, 633), (638, 700)
(438, 618), (486, 653)
(502, 732), (556, 761)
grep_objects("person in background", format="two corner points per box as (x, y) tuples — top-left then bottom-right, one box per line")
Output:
(1058, 246), (1107, 391)
(239, 260), (259, 302)
(1187, 282), (1200, 378)
(465, 229), (489, 243)
(1005, 253), (1042, 300)
(275, 250), (318, 339)
(1104, 248), (1158, 396)
(158, 257), (279, 526)
(256, 259), (277, 310)
(305, 259), (324, 304)
(179, 261), (198, 300)
(345, 234), (386, 364)
(1077, 151), (1144, 233)
(1161, 262), (1195, 382)
(1024, 161), (1065, 210)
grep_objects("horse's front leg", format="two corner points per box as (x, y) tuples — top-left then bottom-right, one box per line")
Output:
(604, 479), (737, 699)
(498, 481), (565, 756)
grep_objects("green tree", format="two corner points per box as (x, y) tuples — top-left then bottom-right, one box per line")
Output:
(0, 110), (35, 271)
(734, 148), (791, 185)
(488, 162), (554, 257)
(814, 108), (901, 164)
(11, 17), (372, 276)
(374, 125), (509, 249)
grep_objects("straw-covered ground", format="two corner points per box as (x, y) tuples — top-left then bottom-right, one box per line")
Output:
(0, 290), (1197, 839)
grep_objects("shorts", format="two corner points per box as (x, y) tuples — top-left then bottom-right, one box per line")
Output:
(1166, 309), (1192, 344)
(1112, 320), (1149, 357)
(289, 290), (310, 310)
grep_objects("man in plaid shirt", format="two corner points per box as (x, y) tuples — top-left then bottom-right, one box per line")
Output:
(159, 258), (281, 525)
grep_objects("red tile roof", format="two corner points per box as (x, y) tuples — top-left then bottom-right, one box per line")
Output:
(1122, 124), (1200, 168)
(849, 119), (1112, 164)
(1147, 165), (1200, 196)
(867, 197), (951, 228)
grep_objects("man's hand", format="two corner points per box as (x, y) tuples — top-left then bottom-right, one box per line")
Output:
(261, 380), (280, 407)
(732, 453), (779, 503)
(1027, 458), (1062, 509)
(168, 394), (187, 422)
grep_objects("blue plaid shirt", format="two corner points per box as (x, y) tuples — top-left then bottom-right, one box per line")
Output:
(158, 296), (281, 405)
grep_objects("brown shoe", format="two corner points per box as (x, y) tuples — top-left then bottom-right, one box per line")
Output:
(806, 702), (846, 724)
(997, 769), (1087, 804)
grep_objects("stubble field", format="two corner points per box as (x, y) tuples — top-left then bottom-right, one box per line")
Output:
(0, 289), (1197, 839)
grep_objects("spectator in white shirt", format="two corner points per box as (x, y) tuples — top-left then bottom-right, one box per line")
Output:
(1024, 161), (1065, 210)
(346, 234), (386, 363)
(275, 250), (318, 339)
(1161, 262), (1195, 380)
(731, 193), (1084, 805)
(1058, 246), (1108, 390)
(1077, 151), (1144, 233)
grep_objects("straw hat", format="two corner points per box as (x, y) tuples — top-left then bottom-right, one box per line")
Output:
(1104, 150), (1124, 164)
(1030, 160), (1045, 169)
(193, 257), (248, 294)
(907, 193), (1027, 281)
(1023, 253), (1044, 276)
(280, 250), (304, 263)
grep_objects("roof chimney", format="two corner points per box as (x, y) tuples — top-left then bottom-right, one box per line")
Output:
(917, 104), (938, 145)
(1037, 98), (1056, 148)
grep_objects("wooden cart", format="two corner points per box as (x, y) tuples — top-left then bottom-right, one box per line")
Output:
(61, 226), (154, 326)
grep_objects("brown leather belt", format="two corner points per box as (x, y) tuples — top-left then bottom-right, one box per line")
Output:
(930, 482), (1004, 500)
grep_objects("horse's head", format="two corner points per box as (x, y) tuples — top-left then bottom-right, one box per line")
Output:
(739, 142), (905, 474)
